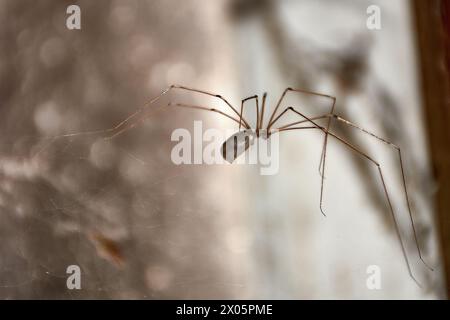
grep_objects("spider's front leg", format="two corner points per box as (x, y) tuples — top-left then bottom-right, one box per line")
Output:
(105, 84), (252, 139)
(266, 88), (336, 214)
(266, 87), (336, 175)
(268, 106), (331, 216)
(239, 95), (259, 132)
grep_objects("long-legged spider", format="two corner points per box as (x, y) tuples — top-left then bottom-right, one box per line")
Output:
(63, 84), (433, 286)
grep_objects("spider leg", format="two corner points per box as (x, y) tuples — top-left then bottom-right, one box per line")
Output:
(317, 99), (336, 179)
(171, 85), (250, 129)
(42, 86), (174, 141)
(105, 87), (173, 139)
(108, 84), (251, 139)
(328, 114), (434, 271)
(270, 109), (333, 216)
(46, 86), (248, 142)
(239, 95), (259, 132)
(169, 102), (251, 128)
(260, 92), (267, 130)
(275, 114), (334, 216)
(267, 88), (332, 128)
(277, 114), (332, 130)
(279, 112), (433, 271)
(266, 88), (336, 172)
(266, 87), (336, 203)
(278, 107), (424, 286)
(282, 113), (433, 271)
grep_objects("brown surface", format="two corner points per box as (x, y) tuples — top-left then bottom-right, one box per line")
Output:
(413, 0), (450, 297)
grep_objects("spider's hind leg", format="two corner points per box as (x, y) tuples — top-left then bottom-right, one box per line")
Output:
(278, 107), (431, 285)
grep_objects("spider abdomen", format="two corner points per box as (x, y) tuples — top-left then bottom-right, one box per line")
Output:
(221, 130), (257, 163)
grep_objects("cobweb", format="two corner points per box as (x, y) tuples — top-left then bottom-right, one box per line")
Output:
(0, 0), (242, 299)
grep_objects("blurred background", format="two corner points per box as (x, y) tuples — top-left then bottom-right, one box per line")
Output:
(0, 0), (448, 299)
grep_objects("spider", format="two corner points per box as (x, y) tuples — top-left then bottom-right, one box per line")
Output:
(68, 84), (433, 286)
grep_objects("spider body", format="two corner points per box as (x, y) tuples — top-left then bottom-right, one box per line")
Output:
(95, 84), (432, 285)
(221, 129), (272, 163)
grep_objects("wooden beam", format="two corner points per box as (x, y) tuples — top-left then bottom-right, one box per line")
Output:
(412, 0), (450, 297)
